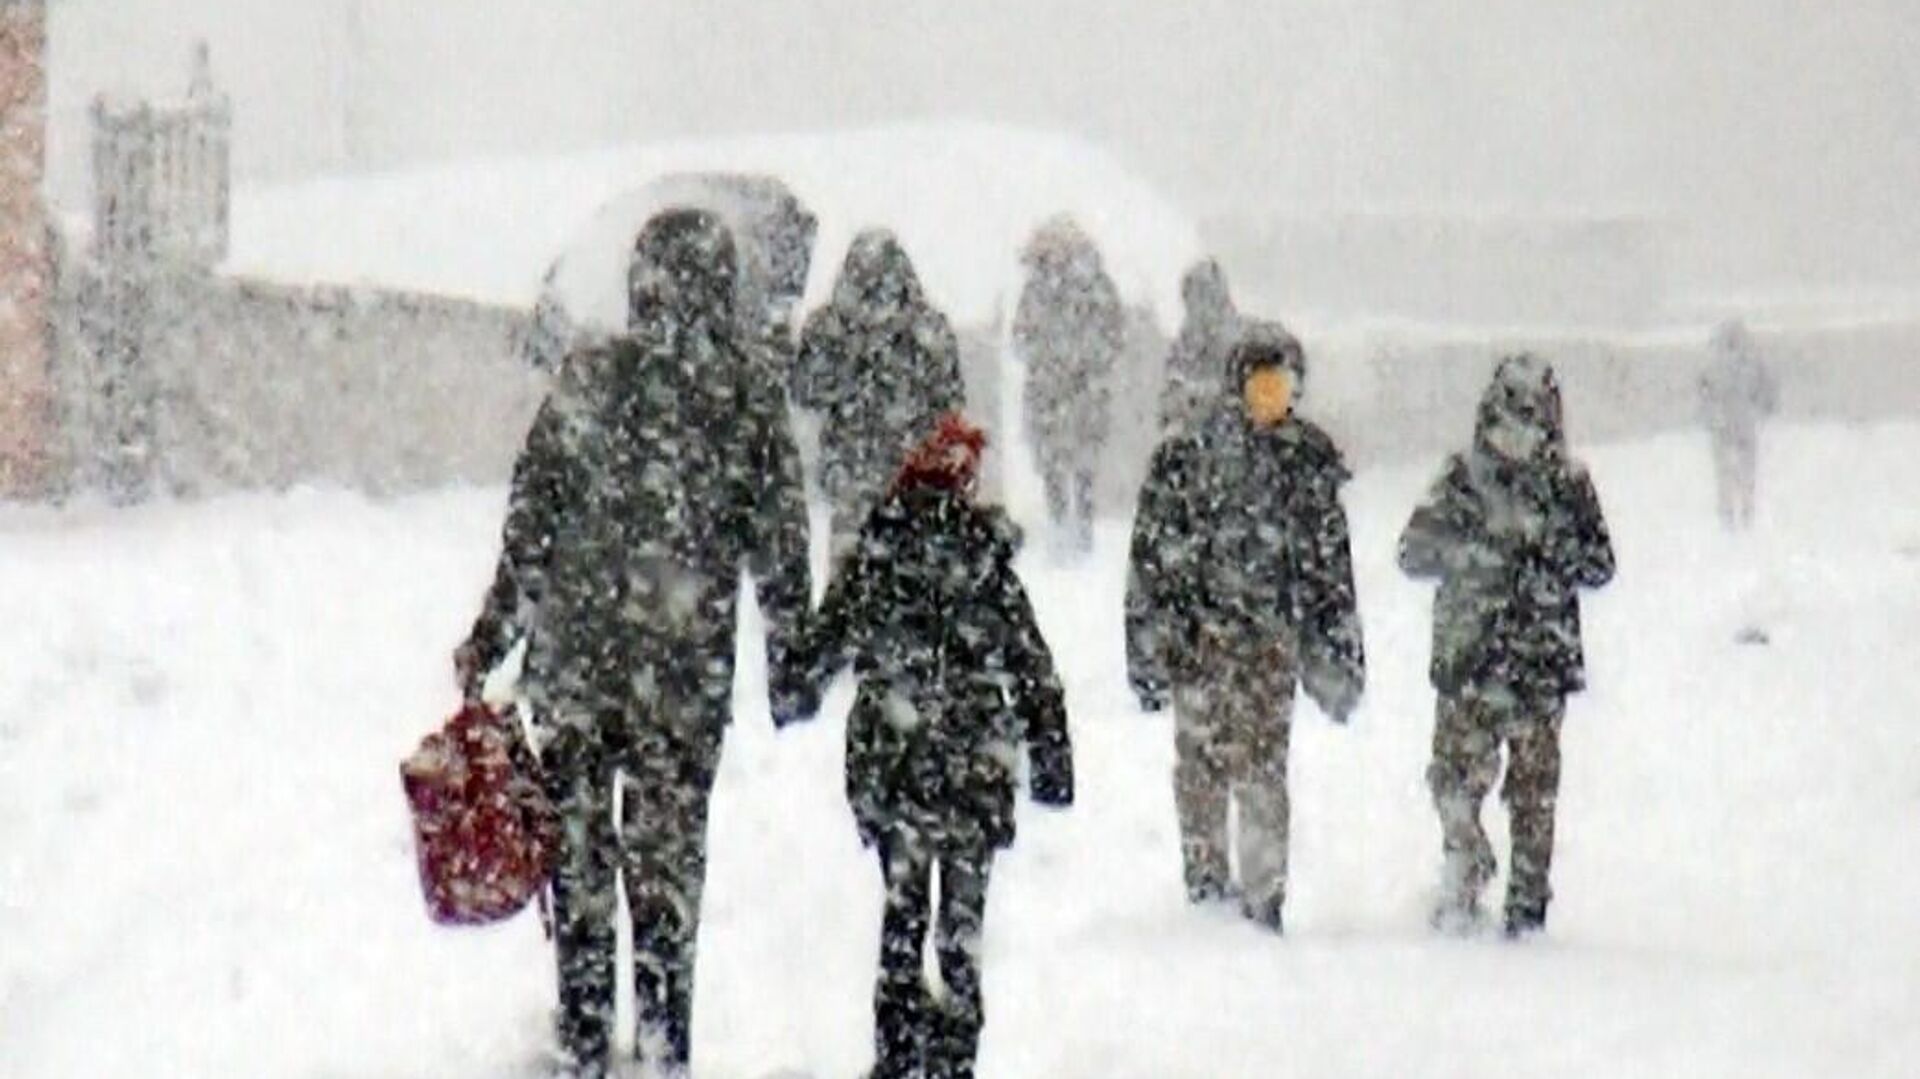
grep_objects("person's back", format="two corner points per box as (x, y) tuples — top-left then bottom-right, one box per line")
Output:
(459, 208), (813, 1078)
(795, 414), (1072, 1079)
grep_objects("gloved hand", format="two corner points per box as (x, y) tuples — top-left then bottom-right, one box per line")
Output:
(452, 639), (485, 702)
(1030, 745), (1075, 808)
(1131, 673), (1172, 714)
(1303, 656), (1361, 725)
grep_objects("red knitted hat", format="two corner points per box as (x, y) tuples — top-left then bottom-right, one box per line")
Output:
(894, 412), (988, 495)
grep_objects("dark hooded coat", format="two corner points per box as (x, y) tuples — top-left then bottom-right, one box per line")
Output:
(1398, 356), (1615, 698)
(1013, 226), (1126, 458)
(1158, 258), (1242, 434)
(466, 209), (814, 725)
(802, 482), (1073, 853)
(1126, 323), (1366, 718)
(792, 230), (965, 526)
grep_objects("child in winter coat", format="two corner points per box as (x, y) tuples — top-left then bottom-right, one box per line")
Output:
(793, 412), (1074, 1079)
(1399, 355), (1615, 938)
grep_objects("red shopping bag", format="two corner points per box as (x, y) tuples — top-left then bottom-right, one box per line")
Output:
(400, 702), (556, 926)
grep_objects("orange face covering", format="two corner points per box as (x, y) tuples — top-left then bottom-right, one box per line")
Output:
(1244, 367), (1294, 427)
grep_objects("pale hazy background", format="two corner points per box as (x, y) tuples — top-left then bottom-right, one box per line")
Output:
(42, 0), (1920, 295)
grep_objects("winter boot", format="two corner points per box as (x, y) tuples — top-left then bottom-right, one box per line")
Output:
(1185, 873), (1233, 905)
(1242, 894), (1285, 936)
(1503, 899), (1548, 940)
(1431, 840), (1496, 935)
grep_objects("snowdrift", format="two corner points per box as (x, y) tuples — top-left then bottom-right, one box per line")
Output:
(226, 123), (1204, 328)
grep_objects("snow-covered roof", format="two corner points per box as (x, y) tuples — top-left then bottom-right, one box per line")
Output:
(225, 122), (1202, 327)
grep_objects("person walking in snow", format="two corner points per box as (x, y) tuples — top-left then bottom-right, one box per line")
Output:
(792, 229), (966, 555)
(1125, 323), (1365, 932)
(791, 413), (1074, 1079)
(1012, 216), (1126, 555)
(455, 209), (815, 1078)
(1399, 354), (1615, 939)
(1698, 319), (1779, 531)
(1157, 257), (1243, 436)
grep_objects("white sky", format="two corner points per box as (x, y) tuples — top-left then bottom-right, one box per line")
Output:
(40, 0), (1920, 290)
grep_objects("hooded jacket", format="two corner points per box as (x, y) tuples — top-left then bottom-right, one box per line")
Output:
(792, 230), (965, 517)
(800, 467), (1073, 852)
(1012, 220), (1126, 447)
(1398, 355), (1615, 698)
(1159, 259), (1243, 433)
(467, 209), (814, 724)
(1126, 324), (1365, 719)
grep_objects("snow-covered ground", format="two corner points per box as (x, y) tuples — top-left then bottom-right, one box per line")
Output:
(3, 421), (1918, 1078)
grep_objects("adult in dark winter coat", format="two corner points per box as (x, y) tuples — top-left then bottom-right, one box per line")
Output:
(1157, 258), (1243, 435)
(792, 229), (965, 553)
(1125, 323), (1365, 932)
(1398, 354), (1614, 938)
(1697, 319), (1779, 531)
(795, 413), (1074, 1079)
(1012, 216), (1126, 554)
(456, 209), (814, 1078)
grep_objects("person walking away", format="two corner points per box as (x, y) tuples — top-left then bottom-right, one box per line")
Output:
(793, 413), (1074, 1079)
(456, 209), (815, 1077)
(1125, 323), (1365, 932)
(1398, 354), (1615, 939)
(792, 229), (965, 556)
(1012, 216), (1125, 555)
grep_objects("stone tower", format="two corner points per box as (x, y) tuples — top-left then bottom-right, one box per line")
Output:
(0, 0), (50, 497)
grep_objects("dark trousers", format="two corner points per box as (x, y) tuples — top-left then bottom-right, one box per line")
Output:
(544, 730), (622, 1077)
(1427, 689), (1565, 928)
(541, 709), (721, 1077)
(873, 833), (995, 1079)
(622, 722), (721, 1072)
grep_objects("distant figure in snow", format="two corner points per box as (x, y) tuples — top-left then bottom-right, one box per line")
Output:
(456, 209), (815, 1078)
(1398, 355), (1615, 939)
(1698, 320), (1779, 531)
(1126, 323), (1365, 932)
(792, 413), (1074, 1079)
(792, 229), (966, 556)
(1158, 257), (1243, 436)
(1012, 216), (1126, 555)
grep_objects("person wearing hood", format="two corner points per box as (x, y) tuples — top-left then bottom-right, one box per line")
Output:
(792, 229), (965, 554)
(1158, 258), (1243, 435)
(455, 208), (815, 1078)
(1125, 322), (1366, 933)
(1697, 319), (1779, 531)
(790, 413), (1074, 1079)
(1012, 216), (1127, 554)
(1398, 354), (1615, 939)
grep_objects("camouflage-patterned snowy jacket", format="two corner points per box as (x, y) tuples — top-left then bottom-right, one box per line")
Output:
(1125, 402), (1366, 720)
(1398, 359), (1615, 698)
(802, 487), (1073, 851)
